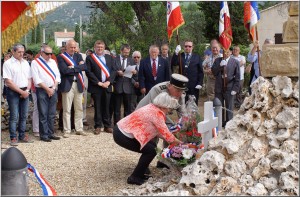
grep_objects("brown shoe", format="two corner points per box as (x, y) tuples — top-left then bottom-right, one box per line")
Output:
(104, 127), (113, 133)
(94, 128), (101, 135)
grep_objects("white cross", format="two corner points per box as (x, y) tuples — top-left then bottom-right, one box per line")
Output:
(197, 101), (219, 149)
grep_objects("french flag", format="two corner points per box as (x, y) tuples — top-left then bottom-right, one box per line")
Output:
(219, 1), (232, 51)
(167, 1), (185, 42)
(244, 1), (260, 41)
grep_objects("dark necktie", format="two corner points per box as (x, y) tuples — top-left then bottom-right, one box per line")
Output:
(152, 59), (157, 77)
(185, 54), (189, 63)
(121, 58), (125, 71)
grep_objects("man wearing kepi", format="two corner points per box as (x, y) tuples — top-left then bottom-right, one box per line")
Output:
(136, 73), (188, 168)
(31, 45), (61, 142)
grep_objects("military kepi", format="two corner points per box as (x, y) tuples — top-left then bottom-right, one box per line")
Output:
(170, 73), (188, 91)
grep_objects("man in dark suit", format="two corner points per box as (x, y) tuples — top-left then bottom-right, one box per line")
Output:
(58, 39), (87, 138)
(131, 51), (144, 111)
(212, 48), (240, 127)
(138, 45), (170, 95)
(160, 43), (173, 74)
(171, 40), (204, 105)
(85, 40), (116, 134)
(113, 44), (136, 125)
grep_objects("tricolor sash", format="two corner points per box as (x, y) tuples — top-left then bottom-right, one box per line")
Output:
(35, 57), (56, 84)
(60, 52), (85, 89)
(91, 53), (110, 80)
(27, 163), (57, 196)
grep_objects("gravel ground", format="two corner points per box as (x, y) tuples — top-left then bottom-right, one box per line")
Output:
(1, 129), (166, 196)
(1, 94), (238, 195)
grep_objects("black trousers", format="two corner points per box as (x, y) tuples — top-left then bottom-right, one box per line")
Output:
(92, 89), (111, 129)
(113, 125), (157, 178)
(113, 92), (132, 125)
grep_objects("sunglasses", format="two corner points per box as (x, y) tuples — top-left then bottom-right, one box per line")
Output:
(133, 56), (141, 59)
(43, 51), (53, 56)
(185, 45), (192, 48)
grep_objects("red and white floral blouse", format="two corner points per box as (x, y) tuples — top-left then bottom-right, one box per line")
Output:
(117, 103), (176, 149)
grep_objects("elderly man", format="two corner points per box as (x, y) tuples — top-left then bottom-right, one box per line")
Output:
(131, 50), (143, 111)
(212, 49), (240, 127)
(171, 40), (204, 104)
(3, 43), (33, 146)
(231, 45), (246, 108)
(138, 45), (170, 95)
(160, 43), (173, 74)
(85, 40), (116, 134)
(57, 39), (87, 138)
(31, 45), (61, 142)
(202, 39), (223, 101)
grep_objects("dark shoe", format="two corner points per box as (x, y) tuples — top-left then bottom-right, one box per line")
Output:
(10, 138), (18, 146)
(19, 135), (34, 143)
(94, 128), (102, 135)
(127, 175), (145, 185)
(83, 122), (90, 126)
(104, 127), (113, 133)
(156, 161), (170, 169)
(144, 167), (151, 175)
(40, 138), (52, 142)
(49, 136), (60, 140)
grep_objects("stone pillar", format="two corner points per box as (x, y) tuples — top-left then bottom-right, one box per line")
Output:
(261, 2), (299, 77)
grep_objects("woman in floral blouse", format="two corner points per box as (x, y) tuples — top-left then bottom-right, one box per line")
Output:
(113, 92), (182, 185)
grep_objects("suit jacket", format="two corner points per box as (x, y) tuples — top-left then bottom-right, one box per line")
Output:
(85, 54), (116, 94)
(57, 52), (86, 93)
(114, 55), (136, 94)
(138, 57), (170, 93)
(171, 52), (204, 91)
(211, 57), (240, 93)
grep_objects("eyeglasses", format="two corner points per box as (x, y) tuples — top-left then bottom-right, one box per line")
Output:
(133, 56), (141, 59)
(43, 51), (53, 56)
(185, 45), (192, 48)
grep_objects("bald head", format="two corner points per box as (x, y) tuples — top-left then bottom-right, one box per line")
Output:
(66, 40), (77, 55)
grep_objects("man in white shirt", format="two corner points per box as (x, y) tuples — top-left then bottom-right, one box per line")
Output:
(231, 45), (246, 108)
(3, 43), (33, 146)
(31, 45), (61, 142)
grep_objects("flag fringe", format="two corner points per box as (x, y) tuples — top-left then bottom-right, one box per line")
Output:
(1, 2), (40, 52)
(168, 22), (185, 42)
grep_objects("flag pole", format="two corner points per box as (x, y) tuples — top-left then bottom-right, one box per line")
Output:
(176, 29), (182, 75)
(255, 26), (261, 76)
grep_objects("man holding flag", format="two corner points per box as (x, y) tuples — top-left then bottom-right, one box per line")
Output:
(211, 1), (240, 127)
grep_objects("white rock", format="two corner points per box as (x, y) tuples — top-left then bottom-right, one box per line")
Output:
(293, 81), (299, 100)
(224, 159), (247, 179)
(279, 171), (299, 195)
(271, 76), (293, 98)
(155, 190), (190, 196)
(267, 149), (293, 171)
(251, 157), (271, 180)
(275, 106), (299, 129)
(259, 176), (278, 190)
(246, 183), (268, 195)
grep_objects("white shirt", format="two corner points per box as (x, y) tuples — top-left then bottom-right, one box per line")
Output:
(31, 57), (61, 88)
(231, 54), (246, 80)
(202, 53), (223, 68)
(120, 55), (128, 70)
(96, 54), (107, 82)
(3, 56), (31, 88)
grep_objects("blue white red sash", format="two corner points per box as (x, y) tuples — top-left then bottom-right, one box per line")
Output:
(27, 163), (57, 196)
(60, 52), (85, 89)
(35, 57), (56, 84)
(91, 53), (110, 79)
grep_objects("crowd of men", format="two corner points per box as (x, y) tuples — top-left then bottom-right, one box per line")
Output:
(1, 38), (273, 146)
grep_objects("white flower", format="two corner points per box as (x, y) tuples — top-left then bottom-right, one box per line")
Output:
(182, 148), (194, 159)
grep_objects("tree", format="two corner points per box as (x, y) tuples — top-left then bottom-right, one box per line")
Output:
(36, 23), (42, 44)
(74, 24), (80, 43)
(197, 1), (250, 46)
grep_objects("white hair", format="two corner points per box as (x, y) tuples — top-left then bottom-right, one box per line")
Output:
(153, 92), (180, 109)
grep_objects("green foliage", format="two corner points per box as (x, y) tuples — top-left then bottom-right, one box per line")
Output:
(36, 23), (42, 44)
(27, 44), (41, 55)
(197, 2), (250, 46)
(74, 24), (80, 43)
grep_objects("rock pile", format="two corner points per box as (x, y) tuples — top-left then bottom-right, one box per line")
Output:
(121, 76), (299, 196)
